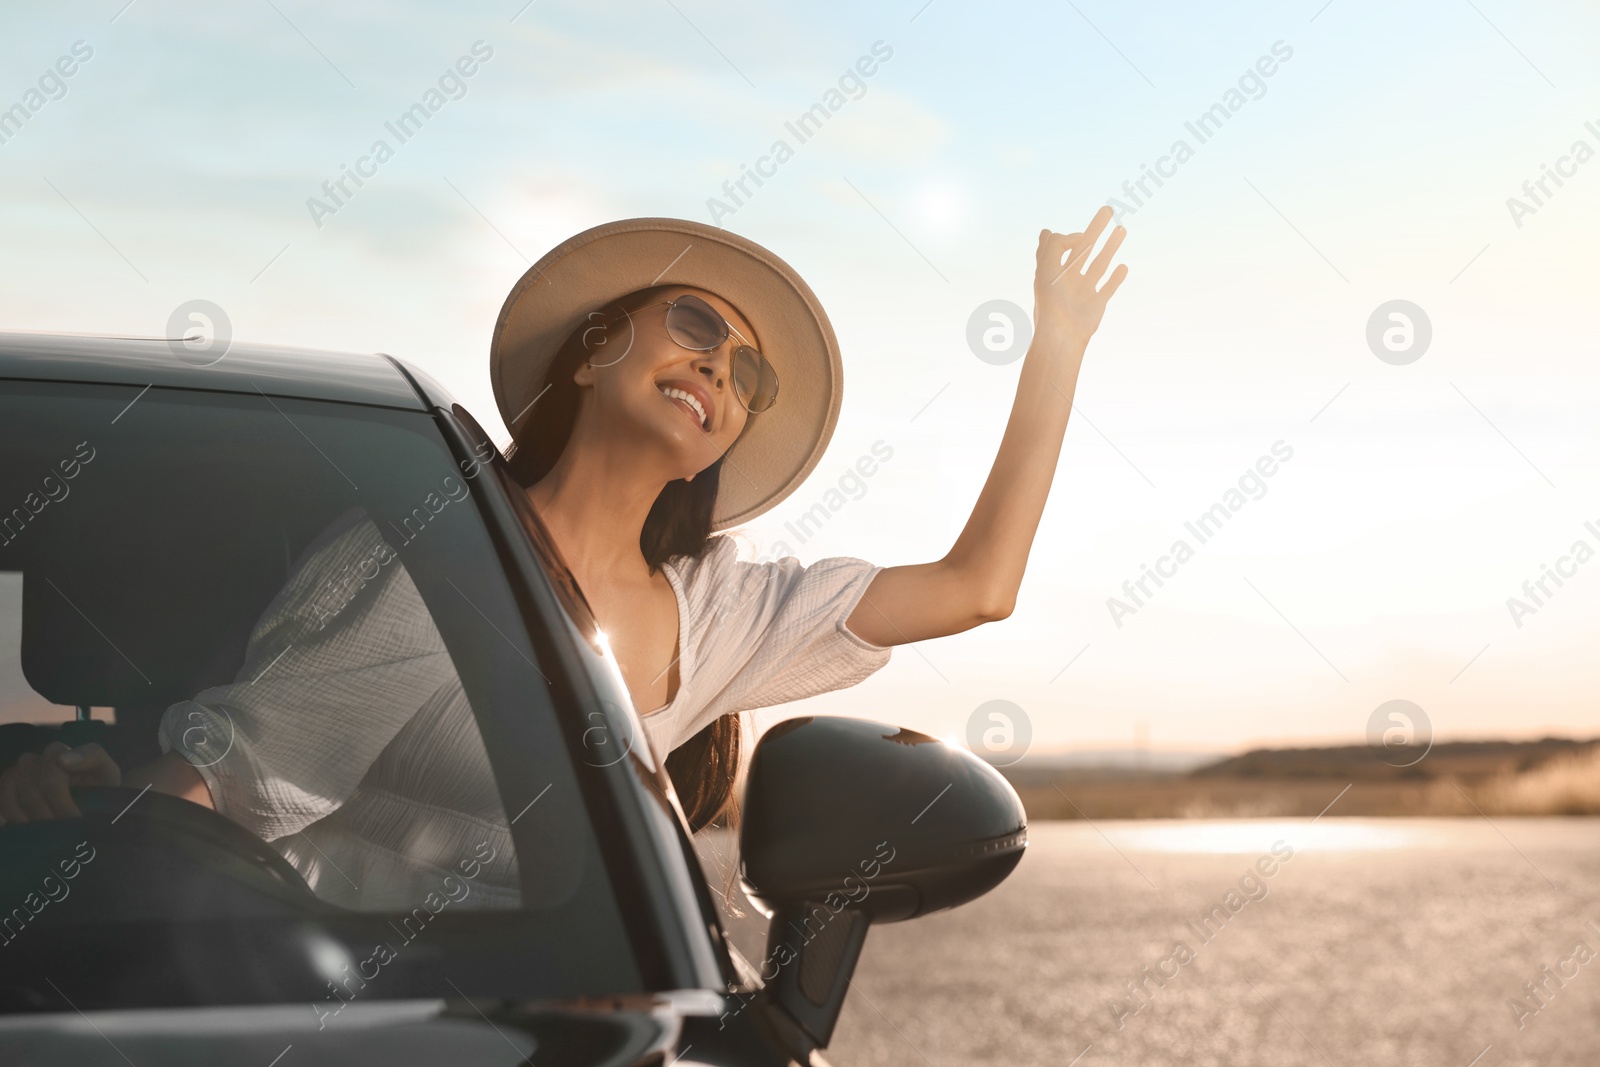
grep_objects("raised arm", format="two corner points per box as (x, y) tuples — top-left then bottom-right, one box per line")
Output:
(845, 205), (1129, 648)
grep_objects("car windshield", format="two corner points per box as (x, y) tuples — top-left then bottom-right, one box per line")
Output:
(0, 379), (640, 1013)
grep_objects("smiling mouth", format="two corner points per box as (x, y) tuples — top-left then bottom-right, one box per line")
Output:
(657, 384), (710, 432)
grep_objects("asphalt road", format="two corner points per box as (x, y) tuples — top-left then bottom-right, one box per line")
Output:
(701, 818), (1600, 1067)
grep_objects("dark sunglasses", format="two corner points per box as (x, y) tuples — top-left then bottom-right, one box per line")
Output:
(590, 294), (779, 415)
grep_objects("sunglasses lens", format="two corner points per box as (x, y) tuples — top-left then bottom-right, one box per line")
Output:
(664, 295), (727, 351)
(732, 346), (779, 413)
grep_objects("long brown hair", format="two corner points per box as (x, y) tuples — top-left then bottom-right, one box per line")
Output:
(504, 285), (742, 833)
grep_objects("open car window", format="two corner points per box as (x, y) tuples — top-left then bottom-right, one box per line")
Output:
(0, 379), (640, 1009)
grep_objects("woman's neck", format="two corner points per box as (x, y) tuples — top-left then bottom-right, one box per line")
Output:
(523, 426), (678, 581)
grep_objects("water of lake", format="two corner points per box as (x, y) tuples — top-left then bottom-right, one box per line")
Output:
(702, 818), (1600, 1067)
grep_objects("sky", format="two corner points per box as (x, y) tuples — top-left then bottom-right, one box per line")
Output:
(2, 0), (1598, 758)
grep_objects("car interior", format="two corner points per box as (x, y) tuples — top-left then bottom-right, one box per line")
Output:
(0, 385), (370, 773)
(0, 377), (651, 1009)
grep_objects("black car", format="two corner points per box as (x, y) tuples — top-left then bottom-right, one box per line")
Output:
(0, 331), (1027, 1066)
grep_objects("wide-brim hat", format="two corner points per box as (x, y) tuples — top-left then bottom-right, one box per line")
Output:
(490, 217), (843, 532)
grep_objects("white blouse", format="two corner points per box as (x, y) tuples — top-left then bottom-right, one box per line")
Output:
(641, 534), (894, 759)
(158, 510), (523, 912)
(157, 511), (893, 911)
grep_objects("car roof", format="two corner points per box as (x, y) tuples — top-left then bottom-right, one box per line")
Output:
(0, 330), (428, 411)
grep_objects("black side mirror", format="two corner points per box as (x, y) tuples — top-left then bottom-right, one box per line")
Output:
(738, 716), (1027, 1048)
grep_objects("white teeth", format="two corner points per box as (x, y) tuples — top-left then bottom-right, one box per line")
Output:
(658, 385), (708, 429)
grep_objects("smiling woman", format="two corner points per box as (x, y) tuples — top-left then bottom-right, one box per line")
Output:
(490, 211), (1127, 832)
(503, 276), (780, 829)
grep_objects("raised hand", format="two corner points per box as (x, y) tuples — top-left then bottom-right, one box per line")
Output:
(1033, 205), (1129, 350)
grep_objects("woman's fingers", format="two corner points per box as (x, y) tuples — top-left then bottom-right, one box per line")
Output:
(1099, 262), (1131, 299)
(1038, 228), (1076, 269)
(1058, 206), (1115, 275)
(36, 742), (81, 818)
(59, 742), (120, 787)
(1078, 205), (1114, 254)
(1059, 240), (1094, 278)
(1040, 233), (1091, 287)
(12, 753), (53, 820)
(1085, 225), (1128, 285)
(0, 742), (118, 824)
(1041, 207), (1120, 281)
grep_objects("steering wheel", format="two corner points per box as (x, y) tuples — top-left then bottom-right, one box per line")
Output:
(69, 785), (322, 904)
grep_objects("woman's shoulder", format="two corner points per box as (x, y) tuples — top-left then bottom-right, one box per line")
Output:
(665, 534), (877, 610)
(251, 508), (418, 646)
(662, 533), (744, 592)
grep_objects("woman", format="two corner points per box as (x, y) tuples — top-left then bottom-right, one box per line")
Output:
(488, 209), (1126, 828)
(0, 208), (1127, 865)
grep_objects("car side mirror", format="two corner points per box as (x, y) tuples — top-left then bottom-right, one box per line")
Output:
(737, 716), (1027, 1048)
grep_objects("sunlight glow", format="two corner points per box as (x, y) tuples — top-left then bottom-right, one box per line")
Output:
(911, 180), (965, 235)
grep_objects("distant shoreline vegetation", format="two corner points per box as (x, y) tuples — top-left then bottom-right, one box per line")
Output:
(996, 736), (1600, 819)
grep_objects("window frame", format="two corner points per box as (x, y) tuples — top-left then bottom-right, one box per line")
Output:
(421, 395), (732, 995)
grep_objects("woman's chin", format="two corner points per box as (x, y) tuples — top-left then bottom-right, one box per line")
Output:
(638, 438), (716, 483)
(648, 411), (722, 455)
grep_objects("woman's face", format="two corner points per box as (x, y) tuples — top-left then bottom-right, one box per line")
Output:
(572, 285), (760, 479)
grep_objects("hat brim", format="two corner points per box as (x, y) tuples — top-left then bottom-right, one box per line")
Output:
(490, 217), (842, 533)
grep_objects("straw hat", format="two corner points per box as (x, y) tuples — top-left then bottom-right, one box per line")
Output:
(490, 217), (843, 532)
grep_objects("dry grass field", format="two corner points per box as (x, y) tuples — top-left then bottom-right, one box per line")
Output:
(1003, 739), (1600, 820)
